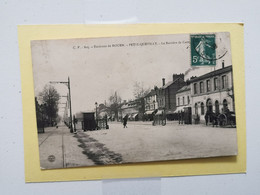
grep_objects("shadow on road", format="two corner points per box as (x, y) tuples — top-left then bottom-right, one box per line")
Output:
(74, 132), (123, 165)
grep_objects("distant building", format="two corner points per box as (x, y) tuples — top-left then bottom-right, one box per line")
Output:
(189, 65), (235, 123)
(157, 78), (166, 111)
(162, 74), (186, 120)
(175, 85), (192, 124)
(143, 88), (158, 120)
(175, 85), (191, 112)
(144, 88), (158, 112)
(120, 99), (144, 121)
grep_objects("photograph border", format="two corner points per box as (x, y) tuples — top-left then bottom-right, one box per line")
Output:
(18, 23), (246, 182)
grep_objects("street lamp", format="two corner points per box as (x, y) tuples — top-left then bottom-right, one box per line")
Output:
(50, 77), (74, 133)
(95, 102), (98, 130)
(95, 102), (98, 118)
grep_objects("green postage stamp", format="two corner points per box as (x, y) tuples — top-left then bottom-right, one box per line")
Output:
(190, 34), (216, 66)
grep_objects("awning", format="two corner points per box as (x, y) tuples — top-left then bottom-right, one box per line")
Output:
(155, 110), (164, 115)
(174, 106), (186, 113)
(133, 113), (138, 118)
(145, 110), (154, 115)
(165, 110), (175, 114)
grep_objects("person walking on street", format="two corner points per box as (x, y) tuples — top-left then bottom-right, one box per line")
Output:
(123, 114), (128, 128)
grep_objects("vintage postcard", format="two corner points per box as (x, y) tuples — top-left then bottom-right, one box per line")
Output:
(31, 32), (238, 169)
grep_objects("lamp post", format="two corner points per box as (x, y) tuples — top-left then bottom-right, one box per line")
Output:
(50, 77), (74, 133)
(95, 102), (98, 130)
(95, 102), (98, 118)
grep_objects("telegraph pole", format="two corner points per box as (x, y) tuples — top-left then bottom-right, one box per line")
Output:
(68, 77), (73, 133)
(50, 77), (74, 133)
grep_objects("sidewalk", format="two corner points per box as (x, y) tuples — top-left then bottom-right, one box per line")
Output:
(38, 124), (95, 169)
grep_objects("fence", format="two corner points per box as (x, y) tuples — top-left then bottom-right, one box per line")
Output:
(153, 114), (166, 126)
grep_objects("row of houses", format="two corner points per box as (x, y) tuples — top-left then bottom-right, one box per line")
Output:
(97, 64), (235, 124)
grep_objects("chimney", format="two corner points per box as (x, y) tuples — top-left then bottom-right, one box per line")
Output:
(162, 78), (165, 86)
(173, 74), (184, 81)
(222, 60), (225, 69)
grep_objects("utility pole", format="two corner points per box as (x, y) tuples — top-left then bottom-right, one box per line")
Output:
(50, 77), (74, 133)
(68, 77), (73, 133)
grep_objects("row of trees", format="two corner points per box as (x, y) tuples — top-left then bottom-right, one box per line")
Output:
(35, 85), (60, 128)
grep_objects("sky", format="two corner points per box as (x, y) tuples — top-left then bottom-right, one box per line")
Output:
(31, 32), (232, 115)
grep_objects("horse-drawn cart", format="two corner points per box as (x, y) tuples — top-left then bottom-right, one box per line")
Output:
(218, 111), (236, 127)
(205, 110), (236, 128)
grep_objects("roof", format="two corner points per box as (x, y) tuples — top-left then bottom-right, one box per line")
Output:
(176, 85), (190, 93)
(144, 89), (157, 98)
(190, 65), (232, 83)
(162, 77), (184, 89)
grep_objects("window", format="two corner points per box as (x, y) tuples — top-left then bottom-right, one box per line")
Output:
(187, 96), (190, 104)
(222, 75), (227, 89)
(214, 77), (219, 90)
(215, 100), (219, 114)
(195, 103), (198, 114)
(178, 97), (180, 106)
(182, 97), (185, 105)
(223, 99), (228, 112)
(206, 99), (213, 112)
(200, 81), (204, 93)
(201, 102), (205, 115)
(194, 83), (197, 94)
(206, 79), (211, 92)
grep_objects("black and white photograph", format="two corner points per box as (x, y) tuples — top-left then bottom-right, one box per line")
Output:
(31, 32), (237, 169)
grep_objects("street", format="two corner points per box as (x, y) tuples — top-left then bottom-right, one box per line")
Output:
(38, 121), (237, 169)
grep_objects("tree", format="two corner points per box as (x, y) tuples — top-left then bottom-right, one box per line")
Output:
(38, 84), (60, 126)
(133, 81), (150, 99)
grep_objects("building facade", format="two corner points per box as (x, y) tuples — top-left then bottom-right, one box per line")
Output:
(190, 65), (235, 123)
(162, 74), (186, 119)
(120, 98), (144, 121)
(144, 89), (158, 113)
(157, 78), (166, 111)
(175, 85), (191, 112)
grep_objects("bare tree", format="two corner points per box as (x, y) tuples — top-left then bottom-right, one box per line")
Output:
(133, 81), (150, 99)
(38, 84), (60, 126)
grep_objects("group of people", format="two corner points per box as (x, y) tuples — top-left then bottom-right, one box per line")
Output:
(205, 107), (231, 127)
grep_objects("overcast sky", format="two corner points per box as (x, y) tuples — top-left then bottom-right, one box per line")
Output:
(31, 32), (232, 115)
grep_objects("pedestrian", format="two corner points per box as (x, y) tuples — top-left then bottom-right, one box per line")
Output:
(205, 110), (209, 126)
(181, 111), (184, 124)
(123, 114), (128, 128)
(178, 111), (181, 124)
